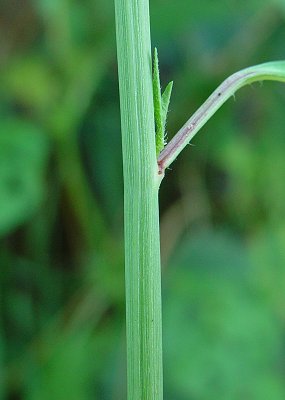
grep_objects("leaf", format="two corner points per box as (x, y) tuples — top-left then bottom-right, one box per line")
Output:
(26, 330), (93, 400)
(0, 119), (49, 236)
(163, 230), (284, 399)
(152, 48), (164, 155)
(161, 80), (173, 139)
(153, 48), (173, 156)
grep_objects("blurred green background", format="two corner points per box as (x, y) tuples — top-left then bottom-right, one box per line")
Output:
(1, 0), (285, 398)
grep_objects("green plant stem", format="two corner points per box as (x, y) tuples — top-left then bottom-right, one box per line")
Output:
(158, 61), (285, 175)
(114, 0), (163, 399)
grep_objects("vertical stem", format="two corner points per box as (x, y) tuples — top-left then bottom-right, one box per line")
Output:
(114, 0), (163, 399)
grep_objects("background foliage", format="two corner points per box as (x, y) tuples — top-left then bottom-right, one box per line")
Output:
(1, 0), (285, 398)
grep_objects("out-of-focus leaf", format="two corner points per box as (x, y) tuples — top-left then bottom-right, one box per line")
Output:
(1, 58), (58, 113)
(249, 226), (285, 314)
(0, 119), (49, 235)
(151, 0), (271, 38)
(273, 0), (285, 13)
(26, 330), (93, 400)
(0, 326), (4, 400)
(82, 102), (123, 223)
(163, 230), (284, 400)
(6, 290), (34, 336)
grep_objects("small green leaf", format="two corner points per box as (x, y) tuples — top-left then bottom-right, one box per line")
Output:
(161, 80), (173, 141)
(152, 49), (173, 155)
(152, 48), (164, 156)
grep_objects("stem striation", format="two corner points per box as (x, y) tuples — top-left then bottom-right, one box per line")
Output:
(114, 0), (163, 399)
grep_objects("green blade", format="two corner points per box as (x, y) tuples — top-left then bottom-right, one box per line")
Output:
(152, 48), (164, 155)
(161, 80), (173, 134)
